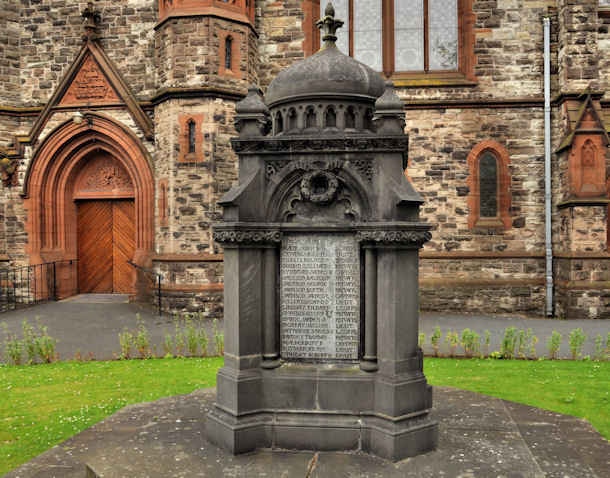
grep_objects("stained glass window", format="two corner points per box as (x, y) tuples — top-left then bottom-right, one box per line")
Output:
(321, 0), (460, 75)
(479, 153), (498, 218)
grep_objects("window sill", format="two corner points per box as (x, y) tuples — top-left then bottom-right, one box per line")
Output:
(389, 72), (477, 88)
(474, 218), (506, 228)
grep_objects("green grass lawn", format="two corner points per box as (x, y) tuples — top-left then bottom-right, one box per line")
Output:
(0, 358), (223, 475)
(0, 357), (608, 475)
(425, 358), (609, 439)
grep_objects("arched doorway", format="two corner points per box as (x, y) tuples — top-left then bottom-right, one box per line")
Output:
(23, 114), (154, 298)
(74, 152), (136, 293)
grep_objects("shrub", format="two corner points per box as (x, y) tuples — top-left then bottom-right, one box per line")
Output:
(500, 326), (518, 359)
(118, 327), (133, 360)
(418, 332), (425, 348)
(460, 328), (480, 357)
(184, 314), (199, 357)
(197, 325), (209, 357)
(162, 329), (173, 357)
(1, 322), (23, 365)
(517, 328), (538, 359)
(445, 330), (459, 357)
(134, 315), (150, 359)
(483, 330), (491, 356)
(569, 328), (586, 360)
(22, 319), (37, 364)
(546, 330), (561, 360)
(593, 334), (604, 361)
(34, 319), (58, 363)
(213, 318), (224, 356)
(430, 326), (442, 357)
(174, 322), (185, 357)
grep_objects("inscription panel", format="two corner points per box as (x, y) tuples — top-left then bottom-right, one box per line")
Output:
(280, 234), (360, 360)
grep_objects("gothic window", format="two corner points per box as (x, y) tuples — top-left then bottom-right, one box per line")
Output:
(479, 153), (498, 218)
(325, 107), (337, 128)
(581, 139), (596, 186)
(305, 0), (472, 81)
(467, 141), (511, 229)
(287, 109), (297, 131)
(275, 112), (284, 134)
(305, 108), (317, 129)
(345, 107), (356, 129)
(225, 36), (233, 70)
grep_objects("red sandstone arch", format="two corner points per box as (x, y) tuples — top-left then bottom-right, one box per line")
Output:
(23, 113), (154, 296)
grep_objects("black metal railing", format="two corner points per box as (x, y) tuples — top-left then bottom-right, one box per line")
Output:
(0, 260), (77, 312)
(126, 260), (163, 315)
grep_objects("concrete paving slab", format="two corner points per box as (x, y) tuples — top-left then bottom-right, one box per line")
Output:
(5, 386), (608, 478)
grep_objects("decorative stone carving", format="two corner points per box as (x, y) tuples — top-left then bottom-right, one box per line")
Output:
(60, 55), (120, 105)
(213, 230), (282, 245)
(353, 159), (373, 180)
(265, 160), (290, 180)
(356, 230), (432, 247)
(232, 136), (409, 153)
(0, 148), (18, 187)
(77, 157), (134, 193)
(300, 170), (339, 204)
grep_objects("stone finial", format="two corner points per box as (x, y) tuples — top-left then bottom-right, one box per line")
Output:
(316, 2), (344, 50)
(82, 2), (101, 43)
(234, 84), (271, 137)
(373, 81), (406, 134)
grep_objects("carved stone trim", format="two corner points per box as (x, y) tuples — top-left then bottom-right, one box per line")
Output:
(232, 136), (409, 154)
(77, 156), (134, 193)
(353, 159), (373, 180)
(265, 160), (290, 180)
(356, 230), (432, 247)
(213, 230), (283, 245)
(60, 54), (120, 105)
(300, 170), (339, 204)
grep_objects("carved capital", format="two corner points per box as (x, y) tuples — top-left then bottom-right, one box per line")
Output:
(0, 148), (18, 187)
(213, 230), (283, 246)
(356, 230), (431, 247)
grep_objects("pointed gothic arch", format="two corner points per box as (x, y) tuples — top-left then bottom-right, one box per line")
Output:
(23, 113), (154, 296)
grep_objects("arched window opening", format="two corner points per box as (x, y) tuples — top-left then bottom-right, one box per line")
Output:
(225, 36), (233, 70)
(305, 108), (316, 129)
(364, 109), (374, 132)
(466, 140), (511, 229)
(275, 113), (284, 134)
(287, 109), (297, 131)
(479, 152), (498, 218)
(345, 107), (356, 129)
(188, 119), (196, 154)
(325, 107), (336, 128)
(581, 139), (596, 186)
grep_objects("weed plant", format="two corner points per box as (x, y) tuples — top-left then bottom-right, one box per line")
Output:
(501, 326), (518, 359)
(213, 318), (224, 356)
(430, 326), (442, 357)
(547, 330), (562, 360)
(569, 328), (587, 360)
(118, 327), (133, 360)
(460, 328), (480, 357)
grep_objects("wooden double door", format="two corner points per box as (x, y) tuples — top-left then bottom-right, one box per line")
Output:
(77, 199), (135, 294)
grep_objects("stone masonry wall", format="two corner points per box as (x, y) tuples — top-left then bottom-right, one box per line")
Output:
(0, 0), (20, 106)
(18, 1), (157, 105)
(557, 0), (599, 92)
(599, 7), (610, 98)
(153, 98), (239, 256)
(154, 16), (258, 91)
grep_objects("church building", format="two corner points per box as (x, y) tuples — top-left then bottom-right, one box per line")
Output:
(0, 0), (609, 319)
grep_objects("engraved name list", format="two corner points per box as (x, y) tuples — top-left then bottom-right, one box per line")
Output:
(280, 234), (360, 360)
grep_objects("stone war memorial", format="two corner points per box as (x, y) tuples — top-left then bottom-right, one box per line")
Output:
(205, 4), (438, 461)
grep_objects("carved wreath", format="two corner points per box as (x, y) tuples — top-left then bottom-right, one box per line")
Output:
(300, 170), (339, 205)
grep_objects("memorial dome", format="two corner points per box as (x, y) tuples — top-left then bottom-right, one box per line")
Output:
(265, 3), (385, 135)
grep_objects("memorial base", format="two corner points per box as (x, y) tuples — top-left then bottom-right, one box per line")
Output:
(205, 406), (438, 462)
(205, 364), (439, 462)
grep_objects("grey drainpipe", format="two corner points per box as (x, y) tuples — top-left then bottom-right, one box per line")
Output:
(544, 17), (553, 316)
